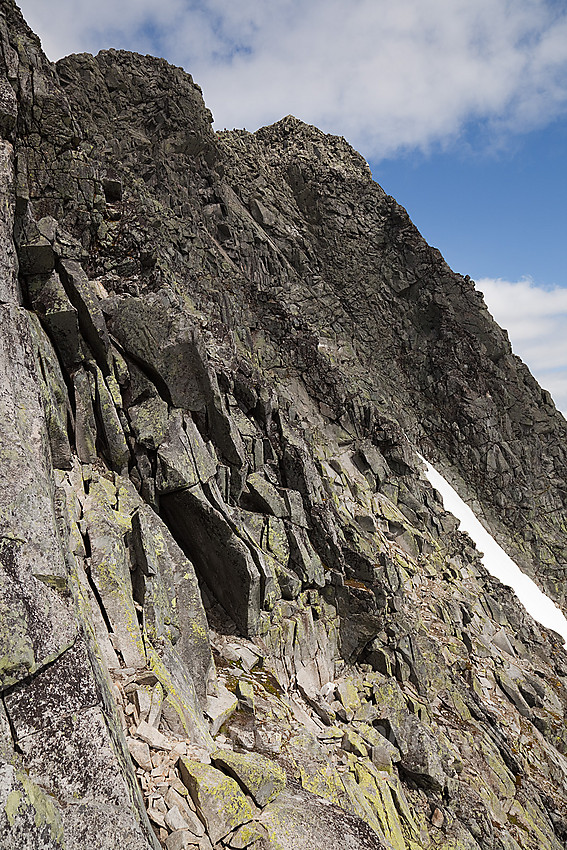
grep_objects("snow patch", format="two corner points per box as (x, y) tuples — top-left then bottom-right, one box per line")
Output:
(421, 456), (567, 646)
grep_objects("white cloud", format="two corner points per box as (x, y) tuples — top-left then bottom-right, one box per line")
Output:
(17, 0), (567, 158)
(476, 276), (567, 415)
(422, 456), (567, 645)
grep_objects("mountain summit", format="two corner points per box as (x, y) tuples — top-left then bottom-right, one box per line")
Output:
(0, 2), (566, 848)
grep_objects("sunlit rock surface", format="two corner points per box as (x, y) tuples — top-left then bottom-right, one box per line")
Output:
(0, 1), (567, 847)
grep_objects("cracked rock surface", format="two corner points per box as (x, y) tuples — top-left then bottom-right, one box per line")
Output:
(0, 1), (567, 848)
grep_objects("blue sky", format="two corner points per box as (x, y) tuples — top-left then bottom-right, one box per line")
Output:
(17, 0), (567, 412)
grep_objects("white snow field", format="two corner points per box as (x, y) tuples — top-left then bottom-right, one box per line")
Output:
(421, 456), (567, 646)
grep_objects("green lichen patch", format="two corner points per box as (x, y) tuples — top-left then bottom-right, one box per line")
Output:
(212, 749), (286, 807)
(179, 758), (254, 845)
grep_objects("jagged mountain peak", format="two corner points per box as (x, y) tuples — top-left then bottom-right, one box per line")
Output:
(1, 2), (567, 849)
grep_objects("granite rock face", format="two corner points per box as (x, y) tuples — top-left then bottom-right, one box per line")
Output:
(0, 1), (567, 848)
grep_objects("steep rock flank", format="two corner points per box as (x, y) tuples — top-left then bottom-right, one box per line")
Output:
(216, 121), (567, 611)
(54, 38), (567, 612)
(0, 2), (567, 849)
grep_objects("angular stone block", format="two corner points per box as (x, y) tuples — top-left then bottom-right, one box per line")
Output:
(179, 759), (254, 845)
(212, 750), (286, 807)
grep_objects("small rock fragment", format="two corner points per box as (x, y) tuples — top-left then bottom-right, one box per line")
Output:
(136, 719), (172, 750)
(165, 829), (202, 850)
(165, 804), (192, 832)
(205, 684), (238, 736)
(236, 679), (255, 712)
(165, 788), (205, 835)
(147, 807), (166, 828)
(431, 807), (444, 828)
(127, 736), (153, 772)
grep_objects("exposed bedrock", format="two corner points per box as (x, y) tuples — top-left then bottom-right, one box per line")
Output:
(0, 1), (566, 848)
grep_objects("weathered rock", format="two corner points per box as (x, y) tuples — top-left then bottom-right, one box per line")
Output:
(82, 475), (146, 669)
(179, 759), (254, 845)
(245, 473), (288, 517)
(236, 678), (255, 712)
(93, 365), (130, 472)
(127, 737), (153, 772)
(1, 6), (567, 849)
(0, 306), (77, 688)
(58, 259), (111, 368)
(0, 76), (17, 138)
(73, 367), (98, 463)
(258, 786), (389, 850)
(104, 294), (212, 410)
(156, 409), (217, 492)
(130, 503), (215, 704)
(26, 270), (81, 370)
(395, 714), (447, 792)
(129, 395), (169, 449)
(28, 314), (73, 469)
(3, 642), (153, 849)
(205, 684), (238, 736)
(161, 486), (261, 636)
(18, 233), (55, 275)
(211, 749), (286, 807)
(0, 140), (17, 302)
(135, 719), (171, 750)
(164, 788), (205, 836)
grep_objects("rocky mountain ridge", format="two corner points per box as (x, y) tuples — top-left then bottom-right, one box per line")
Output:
(1, 2), (567, 848)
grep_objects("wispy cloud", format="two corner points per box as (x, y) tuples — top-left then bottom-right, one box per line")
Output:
(18, 0), (567, 158)
(476, 276), (567, 415)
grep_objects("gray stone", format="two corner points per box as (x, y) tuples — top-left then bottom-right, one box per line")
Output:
(161, 485), (261, 636)
(179, 759), (254, 845)
(211, 749), (286, 807)
(246, 472), (288, 517)
(28, 314), (73, 469)
(0, 306), (77, 688)
(18, 235), (55, 275)
(130, 503), (215, 705)
(286, 524), (325, 587)
(258, 787), (388, 850)
(135, 719), (172, 750)
(93, 365), (130, 472)
(205, 684), (238, 736)
(236, 679), (255, 712)
(164, 788), (205, 836)
(58, 259), (111, 367)
(492, 628), (515, 656)
(129, 395), (169, 449)
(165, 830), (202, 850)
(396, 714), (447, 793)
(0, 76), (17, 138)
(127, 737), (153, 772)
(73, 367), (98, 463)
(82, 476), (146, 669)
(0, 141), (17, 302)
(3, 639), (99, 740)
(26, 271), (81, 370)
(15, 705), (152, 849)
(157, 410), (217, 493)
(283, 489), (309, 527)
(104, 293), (212, 410)
(165, 805), (192, 832)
